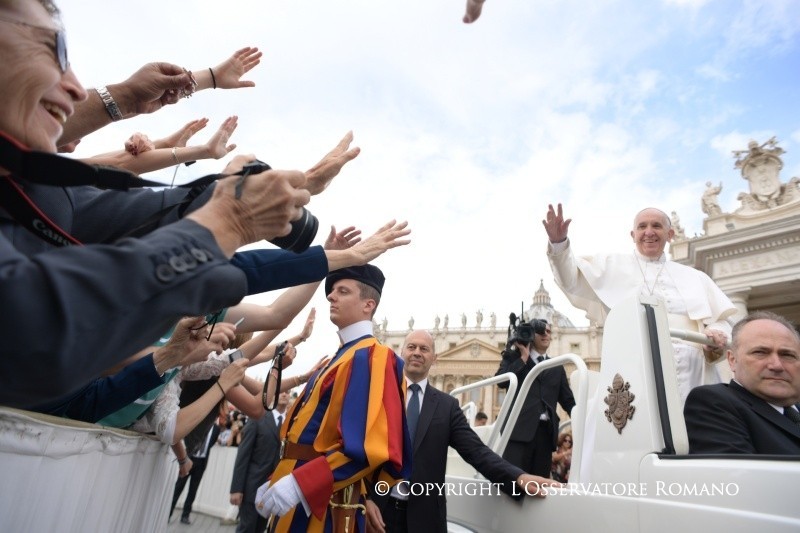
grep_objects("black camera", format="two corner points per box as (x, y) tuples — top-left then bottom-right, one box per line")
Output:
(501, 311), (548, 359)
(269, 206), (319, 253)
(240, 160), (319, 253)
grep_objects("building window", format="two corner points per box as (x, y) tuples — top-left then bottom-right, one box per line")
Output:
(570, 342), (581, 354)
(449, 342), (456, 350)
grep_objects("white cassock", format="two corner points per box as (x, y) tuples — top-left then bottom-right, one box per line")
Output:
(548, 239), (737, 401)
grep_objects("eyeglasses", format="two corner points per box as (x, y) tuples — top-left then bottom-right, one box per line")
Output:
(189, 309), (224, 341)
(0, 15), (69, 73)
(262, 341), (288, 411)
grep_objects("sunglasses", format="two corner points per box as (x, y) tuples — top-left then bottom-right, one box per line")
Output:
(188, 309), (224, 341)
(0, 15), (69, 73)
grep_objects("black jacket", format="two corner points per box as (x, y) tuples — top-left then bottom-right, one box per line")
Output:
(685, 381), (800, 455)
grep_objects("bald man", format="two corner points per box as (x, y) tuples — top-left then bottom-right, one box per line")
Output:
(543, 204), (736, 401)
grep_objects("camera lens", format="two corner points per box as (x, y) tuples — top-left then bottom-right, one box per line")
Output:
(268, 207), (319, 253)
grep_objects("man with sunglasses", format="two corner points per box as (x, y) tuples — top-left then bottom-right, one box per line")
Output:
(254, 264), (411, 533)
(496, 318), (575, 477)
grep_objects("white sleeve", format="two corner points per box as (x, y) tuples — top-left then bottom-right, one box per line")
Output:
(130, 378), (180, 444)
(180, 351), (230, 382)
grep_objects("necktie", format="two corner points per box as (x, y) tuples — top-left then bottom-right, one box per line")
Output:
(277, 414), (284, 427)
(784, 406), (800, 428)
(407, 384), (421, 444)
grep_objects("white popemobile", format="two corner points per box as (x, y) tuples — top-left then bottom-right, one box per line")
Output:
(0, 293), (797, 532)
(444, 294), (800, 533)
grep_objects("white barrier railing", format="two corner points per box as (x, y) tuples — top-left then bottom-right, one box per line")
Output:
(451, 372), (518, 451)
(0, 407), (174, 533)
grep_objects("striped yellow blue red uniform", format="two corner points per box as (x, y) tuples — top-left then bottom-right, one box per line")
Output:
(268, 335), (411, 532)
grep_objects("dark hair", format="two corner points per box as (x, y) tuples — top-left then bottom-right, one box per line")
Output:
(475, 411), (488, 421)
(731, 311), (800, 352)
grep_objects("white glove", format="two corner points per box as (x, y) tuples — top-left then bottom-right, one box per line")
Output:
(255, 475), (303, 518)
(255, 480), (270, 516)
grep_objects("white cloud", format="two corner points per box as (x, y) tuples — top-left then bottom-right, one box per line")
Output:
(55, 0), (800, 375)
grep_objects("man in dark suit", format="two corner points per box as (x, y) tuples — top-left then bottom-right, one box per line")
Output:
(684, 311), (800, 454)
(496, 319), (575, 477)
(366, 330), (555, 533)
(230, 392), (289, 533)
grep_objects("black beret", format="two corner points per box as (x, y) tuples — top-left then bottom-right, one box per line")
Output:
(325, 264), (385, 297)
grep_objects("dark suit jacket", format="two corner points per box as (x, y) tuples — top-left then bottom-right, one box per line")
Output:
(30, 353), (163, 423)
(497, 353), (575, 447)
(0, 170), (330, 409)
(372, 385), (524, 533)
(230, 412), (282, 502)
(684, 381), (800, 454)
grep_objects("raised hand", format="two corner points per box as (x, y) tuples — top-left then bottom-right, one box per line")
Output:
(298, 308), (316, 342)
(543, 203), (572, 243)
(348, 220), (411, 265)
(204, 116), (239, 159)
(304, 131), (361, 195)
(158, 118), (209, 148)
(324, 225), (362, 251)
(212, 47), (262, 89)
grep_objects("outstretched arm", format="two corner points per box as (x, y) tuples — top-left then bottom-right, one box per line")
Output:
(325, 221), (411, 271)
(152, 118), (209, 149)
(80, 116), (238, 174)
(192, 47), (262, 91)
(61, 62), (193, 144)
(304, 131), (361, 195)
(60, 46), (261, 145)
(225, 226), (365, 333)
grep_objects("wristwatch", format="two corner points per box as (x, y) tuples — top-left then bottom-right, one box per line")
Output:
(96, 86), (123, 121)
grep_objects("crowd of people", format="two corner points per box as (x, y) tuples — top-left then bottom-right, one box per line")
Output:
(1, 1), (798, 532)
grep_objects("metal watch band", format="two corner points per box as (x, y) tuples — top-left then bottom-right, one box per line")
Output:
(96, 86), (123, 121)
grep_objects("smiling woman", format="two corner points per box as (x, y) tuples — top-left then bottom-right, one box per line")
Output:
(0, 1), (86, 152)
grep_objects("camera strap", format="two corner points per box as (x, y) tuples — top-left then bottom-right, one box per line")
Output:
(0, 132), (245, 248)
(0, 175), (82, 246)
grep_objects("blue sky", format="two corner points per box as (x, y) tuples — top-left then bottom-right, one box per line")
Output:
(60, 0), (800, 375)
